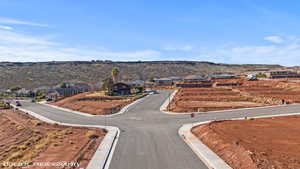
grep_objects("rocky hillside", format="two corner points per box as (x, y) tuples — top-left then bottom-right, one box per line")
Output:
(0, 61), (282, 90)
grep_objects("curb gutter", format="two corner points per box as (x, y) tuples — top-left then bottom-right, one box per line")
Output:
(179, 122), (232, 169)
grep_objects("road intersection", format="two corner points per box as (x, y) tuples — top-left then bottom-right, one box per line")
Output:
(18, 90), (300, 169)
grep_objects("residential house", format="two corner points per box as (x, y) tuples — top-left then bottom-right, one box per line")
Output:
(55, 88), (78, 98)
(113, 82), (131, 96)
(169, 76), (183, 84)
(176, 75), (212, 88)
(267, 71), (300, 79)
(183, 75), (206, 82)
(46, 89), (60, 101)
(210, 74), (238, 80)
(153, 78), (173, 86)
(52, 82), (91, 98)
(15, 88), (31, 97)
(72, 83), (91, 92)
(58, 82), (91, 92)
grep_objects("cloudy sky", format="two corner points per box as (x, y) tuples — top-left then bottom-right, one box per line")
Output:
(1, 0), (300, 65)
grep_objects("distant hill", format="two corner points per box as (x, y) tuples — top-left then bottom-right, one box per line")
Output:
(0, 61), (283, 90)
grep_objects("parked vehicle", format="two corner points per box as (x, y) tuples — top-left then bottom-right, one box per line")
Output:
(46, 98), (53, 102)
(16, 101), (22, 106)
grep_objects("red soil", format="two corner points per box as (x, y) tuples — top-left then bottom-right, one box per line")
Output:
(170, 88), (266, 112)
(0, 109), (106, 169)
(51, 92), (144, 115)
(192, 115), (300, 169)
(236, 85), (300, 103)
(170, 80), (300, 112)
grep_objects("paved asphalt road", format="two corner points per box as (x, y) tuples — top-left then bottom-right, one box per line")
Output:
(18, 90), (300, 169)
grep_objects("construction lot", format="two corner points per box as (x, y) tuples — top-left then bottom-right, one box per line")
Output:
(237, 81), (300, 104)
(51, 91), (146, 115)
(169, 87), (267, 112)
(169, 79), (300, 112)
(0, 109), (106, 169)
(192, 115), (300, 169)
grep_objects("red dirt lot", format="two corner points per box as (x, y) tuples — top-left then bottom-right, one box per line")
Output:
(169, 88), (267, 112)
(192, 116), (300, 169)
(170, 79), (300, 113)
(236, 85), (300, 103)
(0, 109), (106, 169)
(51, 92), (145, 115)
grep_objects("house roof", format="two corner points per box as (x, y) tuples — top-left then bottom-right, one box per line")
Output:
(184, 75), (205, 80)
(210, 74), (237, 78)
(127, 80), (145, 85)
(154, 77), (172, 81)
(113, 82), (131, 90)
(168, 76), (183, 80)
(113, 82), (131, 87)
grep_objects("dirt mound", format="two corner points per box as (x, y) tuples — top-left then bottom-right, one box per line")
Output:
(192, 116), (300, 169)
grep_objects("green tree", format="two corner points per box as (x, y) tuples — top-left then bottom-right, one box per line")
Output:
(256, 73), (267, 78)
(102, 77), (114, 96)
(111, 67), (120, 84)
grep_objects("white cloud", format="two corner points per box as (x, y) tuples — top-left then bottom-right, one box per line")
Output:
(264, 36), (285, 44)
(0, 25), (13, 30)
(1, 28), (299, 66)
(163, 45), (193, 51)
(197, 36), (300, 66)
(0, 17), (48, 27)
(0, 30), (57, 45)
(0, 29), (161, 62)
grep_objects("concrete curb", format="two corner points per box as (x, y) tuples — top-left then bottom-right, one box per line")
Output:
(160, 90), (299, 115)
(179, 122), (232, 169)
(11, 105), (119, 169)
(42, 93), (152, 117)
(179, 112), (300, 169)
(159, 89), (178, 113)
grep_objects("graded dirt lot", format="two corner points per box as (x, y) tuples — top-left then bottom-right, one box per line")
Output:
(169, 79), (300, 113)
(169, 87), (267, 112)
(0, 109), (106, 169)
(237, 80), (300, 103)
(51, 92), (146, 115)
(192, 115), (300, 169)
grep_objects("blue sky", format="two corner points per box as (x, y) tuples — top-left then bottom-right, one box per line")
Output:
(0, 0), (300, 65)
